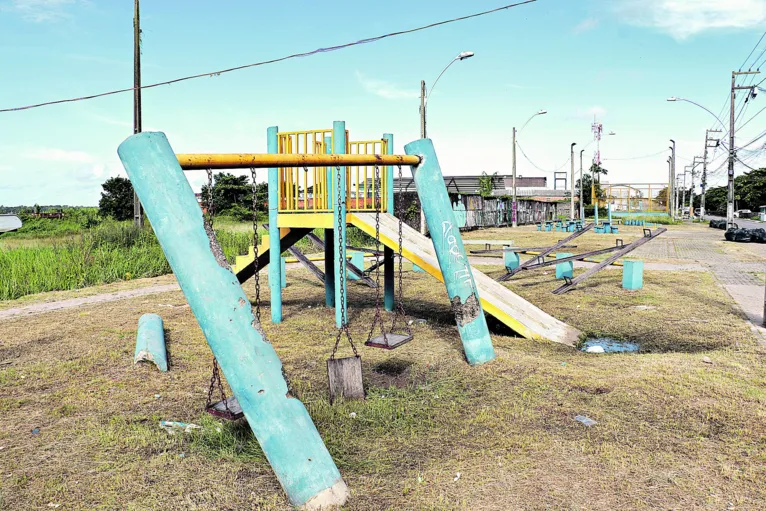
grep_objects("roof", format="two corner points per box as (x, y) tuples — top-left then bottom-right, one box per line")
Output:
(393, 174), (547, 194)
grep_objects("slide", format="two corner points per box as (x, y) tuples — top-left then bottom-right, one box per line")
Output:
(350, 212), (581, 347)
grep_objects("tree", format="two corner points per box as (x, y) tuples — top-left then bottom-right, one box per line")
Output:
(589, 163), (609, 183)
(200, 173), (252, 214)
(478, 171), (497, 197)
(575, 173), (605, 206)
(99, 177), (135, 221)
(700, 167), (766, 214)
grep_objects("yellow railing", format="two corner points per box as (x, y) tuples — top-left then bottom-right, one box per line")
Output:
(277, 130), (389, 213)
(605, 183), (670, 213)
(348, 139), (389, 212)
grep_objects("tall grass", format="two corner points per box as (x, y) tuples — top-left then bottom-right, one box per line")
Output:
(0, 223), (253, 301)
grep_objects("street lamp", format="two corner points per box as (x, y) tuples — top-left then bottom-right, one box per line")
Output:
(570, 142), (577, 219)
(579, 149), (585, 220)
(511, 109), (548, 227)
(418, 51), (474, 235)
(666, 97), (727, 131)
(420, 51), (475, 138)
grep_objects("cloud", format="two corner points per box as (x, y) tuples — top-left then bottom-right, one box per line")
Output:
(356, 72), (419, 100)
(613, 0), (766, 40)
(3, 0), (81, 23)
(573, 18), (599, 34)
(24, 147), (96, 163)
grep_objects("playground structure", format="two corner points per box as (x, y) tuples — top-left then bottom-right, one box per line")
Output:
(117, 123), (581, 509)
(603, 182), (670, 215)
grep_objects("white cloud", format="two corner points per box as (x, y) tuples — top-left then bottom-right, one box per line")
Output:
(24, 147), (96, 163)
(574, 18), (599, 34)
(3, 0), (81, 23)
(613, 0), (766, 40)
(356, 72), (418, 100)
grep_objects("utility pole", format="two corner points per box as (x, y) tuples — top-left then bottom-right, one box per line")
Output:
(667, 157), (672, 215)
(669, 140), (676, 219)
(512, 127), (518, 227)
(133, 0), (143, 228)
(728, 70), (760, 227)
(419, 79), (427, 235)
(701, 129), (721, 219)
(579, 149), (584, 220)
(690, 156), (704, 220)
(570, 143), (576, 219)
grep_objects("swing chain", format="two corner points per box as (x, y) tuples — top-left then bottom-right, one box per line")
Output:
(331, 165), (358, 360)
(391, 164), (412, 337)
(204, 169), (231, 415)
(251, 168), (260, 321)
(366, 165), (385, 344)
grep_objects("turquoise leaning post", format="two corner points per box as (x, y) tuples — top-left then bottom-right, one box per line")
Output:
(333, 121), (348, 328)
(117, 132), (349, 510)
(267, 126), (283, 323)
(622, 260), (644, 290)
(134, 313), (168, 372)
(404, 138), (495, 366)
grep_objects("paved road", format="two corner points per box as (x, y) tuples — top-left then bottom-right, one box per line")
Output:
(706, 214), (765, 230)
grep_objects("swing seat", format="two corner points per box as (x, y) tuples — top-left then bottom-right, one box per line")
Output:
(365, 332), (413, 350)
(206, 396), (245, 421)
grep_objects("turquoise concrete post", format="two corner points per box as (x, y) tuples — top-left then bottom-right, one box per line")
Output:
(412, 264), (425, 273)
(134, 313), (168, 372)
(404, 139), (495, 366)
(608, 203), (612, 223)
(622, 260), (644, 290)
(347, 251), (363, 281)
(504, 247), (520, 272)
(267, 126), (282, 324)
(117, 132), (348, 509)
(333, 121), (347, 328)
(280, 256), (287, 289)
(595, 203), (599, 225)
(324, 136), (336, 308)
(383, 133), (395, 311)
(556, 253), (574, 279)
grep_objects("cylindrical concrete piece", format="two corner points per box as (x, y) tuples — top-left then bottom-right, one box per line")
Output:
(134, 313), (168, 372)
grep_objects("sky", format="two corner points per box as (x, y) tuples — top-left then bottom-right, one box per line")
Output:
(1, 0), (765, 206)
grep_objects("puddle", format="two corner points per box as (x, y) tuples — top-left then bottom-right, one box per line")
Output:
(581, 337), (640, 354)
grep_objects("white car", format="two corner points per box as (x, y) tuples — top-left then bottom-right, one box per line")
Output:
(733, 209), (752, 219)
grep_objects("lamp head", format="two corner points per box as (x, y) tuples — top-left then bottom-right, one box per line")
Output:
(537, 109), (548, 115)
(457, 51), (475, 61)
(667, 97), (678, 102)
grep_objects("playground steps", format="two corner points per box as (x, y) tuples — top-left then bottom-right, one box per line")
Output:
(350, 213), (581, 347)
(233, 227), (312, 284)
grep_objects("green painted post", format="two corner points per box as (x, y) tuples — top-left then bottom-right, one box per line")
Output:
(504, 247), (520, 272)
(134, 313), (168, 372)
(622, 260), (644, 290)
(280, 256), (287, 288)
(333, 121), (347, 328)
(117, 132), (348, 509)
(555, 253), (574, 279)
(324, 136), (335, 308)
(383, 133), (395, 311)
(404, 139), (495, 366)
(267, 126), (282, 323)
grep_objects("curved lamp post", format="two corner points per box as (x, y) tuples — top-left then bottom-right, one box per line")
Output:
(512, 109), (547, 227)
(418, 51), (474, 235)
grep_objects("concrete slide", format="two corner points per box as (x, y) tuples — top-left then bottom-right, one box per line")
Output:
(350, 212), (581, 346)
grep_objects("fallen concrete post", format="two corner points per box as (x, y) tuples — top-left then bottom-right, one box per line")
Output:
(134, 313), (168, 372)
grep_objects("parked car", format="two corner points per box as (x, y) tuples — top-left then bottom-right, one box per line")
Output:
(694, 208), (701, 217)
(734, 209), (752, 218)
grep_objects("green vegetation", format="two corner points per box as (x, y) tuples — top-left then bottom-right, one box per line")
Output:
(698, 167), (766, 215)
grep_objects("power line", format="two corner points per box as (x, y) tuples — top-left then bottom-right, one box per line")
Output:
(603, 148), (669, 161)
(0, 0), (536, 114)
(737, 104), (766, 132)
(515, 141), (570, 174)
(740, 29), (766, 70)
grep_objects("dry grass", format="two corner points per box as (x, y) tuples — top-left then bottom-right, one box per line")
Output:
(0, 262), (765, 510)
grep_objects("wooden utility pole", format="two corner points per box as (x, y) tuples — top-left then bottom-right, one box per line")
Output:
(133, 0), (144, 228)
(728, 70), (760, 227)
(700, 129), (721, 219)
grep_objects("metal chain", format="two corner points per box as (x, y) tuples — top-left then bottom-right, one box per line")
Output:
(331, 165), (359, 359)
(366, 165), (385, 344)
(391, 164), (412, 337)
(204, 168), (231, 415)
(251, 168), (261, 321)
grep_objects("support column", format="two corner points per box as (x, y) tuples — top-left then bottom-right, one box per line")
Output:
(404, 138), (495, 366)
(324, 136), (335, 308)
(117, 132), (348, 510)
(333, 121), (347, 328)
(267, 126), (282, 323)
(383, 133), (395, 311)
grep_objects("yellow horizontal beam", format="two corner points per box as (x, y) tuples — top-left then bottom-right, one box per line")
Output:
(177, 153), (420, 170)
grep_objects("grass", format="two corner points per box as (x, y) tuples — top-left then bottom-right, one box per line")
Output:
(0, 254), (764, 509)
